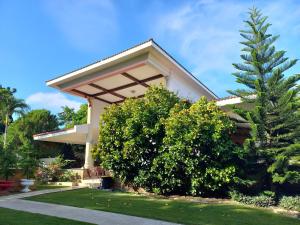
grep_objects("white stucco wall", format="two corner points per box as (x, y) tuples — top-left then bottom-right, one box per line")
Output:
(88, 99), (108, 127)
(147, 52), (215, 102)
(166, 70), (215, 102)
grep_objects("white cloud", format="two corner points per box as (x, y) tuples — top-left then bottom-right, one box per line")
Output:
(154, 0), (247, 72)
(42, 0), (118, 52)
(149, 0), (300, 96)
(26, 92), (82, 113)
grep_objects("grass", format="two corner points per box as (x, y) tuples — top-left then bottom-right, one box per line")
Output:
(0, 207), (94, 225)
(26, 188), (300, 225)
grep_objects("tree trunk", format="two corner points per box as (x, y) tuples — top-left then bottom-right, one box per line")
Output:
(3, 113), (8, 148)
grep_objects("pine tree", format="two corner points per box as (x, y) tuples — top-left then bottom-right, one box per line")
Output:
(230, 8), (300, 186)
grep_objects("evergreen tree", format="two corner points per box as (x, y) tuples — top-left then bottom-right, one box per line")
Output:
(230, 8), (300, 186)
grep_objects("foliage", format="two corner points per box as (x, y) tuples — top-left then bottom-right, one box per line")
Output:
(0, 85), (29, 148)
(35, 155), (75, 183)
(0, 146), (16, 180)
(59, 170), (79, 182)
(230, 191), (276, 207)
(56, 105), (87, 167)
(230, 8), (300, 188)
(7, 109), (61, 158)
(95, 86), (242, 196)
(279, 196), (300, 211)
(60, 144), (85, 168)
(18, 142), (38, 179)
(267, 143), (300, 184)
(152, 97), (242, 195)
(94, 86), (186, 189)
(58, 104), (87, 128)
(35, 167), (50, 183)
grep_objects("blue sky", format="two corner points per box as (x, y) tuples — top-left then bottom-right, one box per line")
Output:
(0, 0), (299, 114)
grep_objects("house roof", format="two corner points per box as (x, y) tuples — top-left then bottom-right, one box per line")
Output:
(46, 39), (154, 83)
(33, 124), (88, 145)
(46, 39), (218, 101)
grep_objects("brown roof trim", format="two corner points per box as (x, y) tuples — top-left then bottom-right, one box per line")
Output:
(71, 73), (164, 104)
(88, 83), (126, 100)
(121, 72), (150, 88)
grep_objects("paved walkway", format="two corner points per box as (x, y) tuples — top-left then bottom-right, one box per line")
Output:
(0, 188), (179, 225)
(0, 186), (84, 200)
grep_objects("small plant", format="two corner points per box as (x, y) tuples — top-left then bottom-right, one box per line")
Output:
(0, 148), (16, 180)
(252, 195), (276, 207)
(261, 190), (275, 198)
(19, 143), (38, 179)
(35, 165), (50, 183)
(279, 196), (300, 211)
(35, 155), (75, 183)
(229, 191), (276, 207)
(59, 170), (79, 182)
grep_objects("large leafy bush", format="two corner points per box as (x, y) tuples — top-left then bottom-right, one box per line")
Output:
(153, 97), (242, 195)
(93, 86), (185, 188)
(94, 86), (242, 196)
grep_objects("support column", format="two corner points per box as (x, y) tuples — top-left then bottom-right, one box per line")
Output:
(83, 98), (108, 169)
(84, 98), (94, 169)
(84, 142), (94, 169)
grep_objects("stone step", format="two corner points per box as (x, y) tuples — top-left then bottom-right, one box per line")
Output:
(79, 179), (101, 188)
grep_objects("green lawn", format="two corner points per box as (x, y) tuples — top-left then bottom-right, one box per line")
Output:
(26, 188), (300, 225)
(0, 207), (94, 225)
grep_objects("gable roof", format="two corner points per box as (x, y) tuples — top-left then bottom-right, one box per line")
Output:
(46, 39), (218, 99)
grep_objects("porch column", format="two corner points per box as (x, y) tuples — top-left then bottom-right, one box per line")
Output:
(84, 98), (108, 169)
(84, 142), (94, 169)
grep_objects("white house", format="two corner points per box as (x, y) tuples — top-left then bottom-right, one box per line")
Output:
(33, 39), (247, 173)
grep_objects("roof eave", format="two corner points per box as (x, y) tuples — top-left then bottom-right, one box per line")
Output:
(46, 40), (153, 88)
(46, 39), (218, 99)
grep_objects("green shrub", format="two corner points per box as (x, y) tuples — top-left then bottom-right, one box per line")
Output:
(152, 97), (243, 196)
(59, 170), (79, 182)
(95, 86), (244, 196)
(94, 86), (187, 191)
(0, 148), (16, 180)
(18, 142), (38, 179)
(262, 190), (276, 198)
(230, 191), (276, 207)
(35, 156), (74, 183)
(279, 196), (300, 211)
(252, 195), (276, 207)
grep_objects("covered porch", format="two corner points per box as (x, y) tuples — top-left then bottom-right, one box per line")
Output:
(33, 40), (223, 172)
(34, 41), (173, 170)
